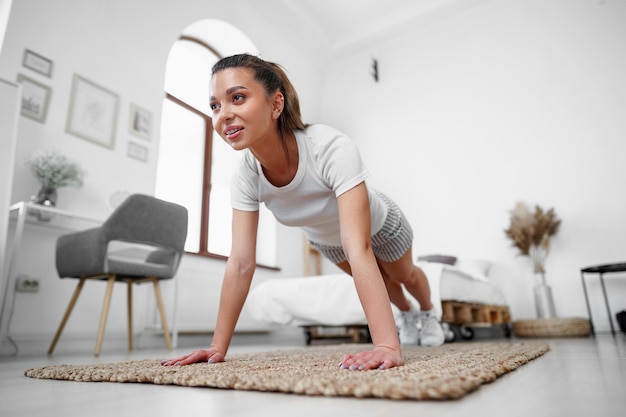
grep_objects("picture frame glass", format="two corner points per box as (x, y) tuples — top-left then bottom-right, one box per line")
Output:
(66, 75), (119, 149)
(22, 49), (53, 77)
(129, 103), (152, 140)
(17, 74), (51, 123)
(127, 141), (148, 162)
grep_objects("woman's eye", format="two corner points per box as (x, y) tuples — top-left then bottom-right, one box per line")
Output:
(233, 94), (245, 103)
(209, 103), (220, 111)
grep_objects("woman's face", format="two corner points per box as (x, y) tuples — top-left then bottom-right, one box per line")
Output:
(209, 67), (281, 151)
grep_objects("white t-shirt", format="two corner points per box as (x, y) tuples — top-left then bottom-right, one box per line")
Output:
(230, 124), (387, 246)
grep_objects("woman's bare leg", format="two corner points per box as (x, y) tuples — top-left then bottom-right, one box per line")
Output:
(337, 247), (433, 312)
(376, 247), (433, 311)
(337, 247), (443, 345)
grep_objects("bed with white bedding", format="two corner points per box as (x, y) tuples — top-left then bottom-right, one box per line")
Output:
(246, 259), (510, 342)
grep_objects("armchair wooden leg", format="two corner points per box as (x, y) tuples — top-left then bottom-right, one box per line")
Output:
(152, 278), (172, 351)
(127, 281), (133, 351)
(48, 278), (87, 355)
(95, 275), (116, 357)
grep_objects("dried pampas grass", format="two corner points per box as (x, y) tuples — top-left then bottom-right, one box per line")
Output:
(504, 202), (561, 274)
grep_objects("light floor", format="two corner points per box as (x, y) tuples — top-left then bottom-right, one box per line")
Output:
(0, 329), (625, 417)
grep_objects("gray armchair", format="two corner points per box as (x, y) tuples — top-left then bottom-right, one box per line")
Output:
(48, 194), (188, 356)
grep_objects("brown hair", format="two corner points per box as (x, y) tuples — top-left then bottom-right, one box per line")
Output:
(212, 54), (308, 160)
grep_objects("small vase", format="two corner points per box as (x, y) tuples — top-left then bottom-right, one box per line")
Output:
(533, 272), (557, 318)
(32, 186), (58, 207)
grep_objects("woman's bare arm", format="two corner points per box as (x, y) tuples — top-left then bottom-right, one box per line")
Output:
(336, 183), (403, 370)
(162, 209), (259, 366)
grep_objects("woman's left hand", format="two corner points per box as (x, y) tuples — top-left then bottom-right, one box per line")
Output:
(338, 345), (403, 371)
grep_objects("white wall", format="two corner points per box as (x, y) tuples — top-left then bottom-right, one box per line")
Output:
(319, 0), (626, 330)
(0, 0), (321, 351)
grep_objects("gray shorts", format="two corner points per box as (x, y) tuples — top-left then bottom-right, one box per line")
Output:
(308, 191), (413, 264)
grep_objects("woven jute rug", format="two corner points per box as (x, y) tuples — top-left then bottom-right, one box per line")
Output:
(25, 342), (549, 400)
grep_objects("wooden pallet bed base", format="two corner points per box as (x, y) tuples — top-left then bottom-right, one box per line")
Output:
(302, 324), (371, 345)
(301, 301), (511, 345)
(441, 300), (511, 325)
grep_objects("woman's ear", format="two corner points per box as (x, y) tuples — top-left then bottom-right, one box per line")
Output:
(272, 92), (284, 119)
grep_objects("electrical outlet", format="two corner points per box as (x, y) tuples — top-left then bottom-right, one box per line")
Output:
(15, 275), (40, 293)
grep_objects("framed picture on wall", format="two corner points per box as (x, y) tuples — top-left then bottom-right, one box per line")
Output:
(127, 141), (148, 162)
(66, 74), (119, 149)
(128, 103), (152, 140)
(17, 73), (52, 123)
(22, 49), (54, 78)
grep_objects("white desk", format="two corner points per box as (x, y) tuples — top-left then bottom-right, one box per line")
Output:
(0, 201), (103, 353)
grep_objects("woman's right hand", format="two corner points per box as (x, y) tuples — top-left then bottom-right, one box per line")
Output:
(160, 347), (225, 366)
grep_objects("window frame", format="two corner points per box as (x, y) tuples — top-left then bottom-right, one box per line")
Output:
(163, 36), (279, 270)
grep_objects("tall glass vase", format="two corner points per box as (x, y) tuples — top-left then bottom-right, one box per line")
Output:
(533, 272), (557, 318)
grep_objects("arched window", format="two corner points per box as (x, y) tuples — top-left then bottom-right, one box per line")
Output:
(156, 20), (277, 267)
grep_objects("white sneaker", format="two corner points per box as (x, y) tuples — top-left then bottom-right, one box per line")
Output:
(419, 312), (445, 346)
(397, 309), (420, 345)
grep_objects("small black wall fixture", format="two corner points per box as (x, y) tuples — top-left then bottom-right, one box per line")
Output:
(371, 58), (379, 82)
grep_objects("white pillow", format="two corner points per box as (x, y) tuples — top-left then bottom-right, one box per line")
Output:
(454, 259), (492, 280)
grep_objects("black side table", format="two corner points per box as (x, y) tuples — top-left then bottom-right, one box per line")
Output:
(580, 262), (626, 336)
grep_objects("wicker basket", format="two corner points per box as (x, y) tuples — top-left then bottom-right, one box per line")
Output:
(512, 318), (591, 338)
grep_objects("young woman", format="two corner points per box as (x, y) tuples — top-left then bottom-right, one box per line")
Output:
(161, 54), (444, 371)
